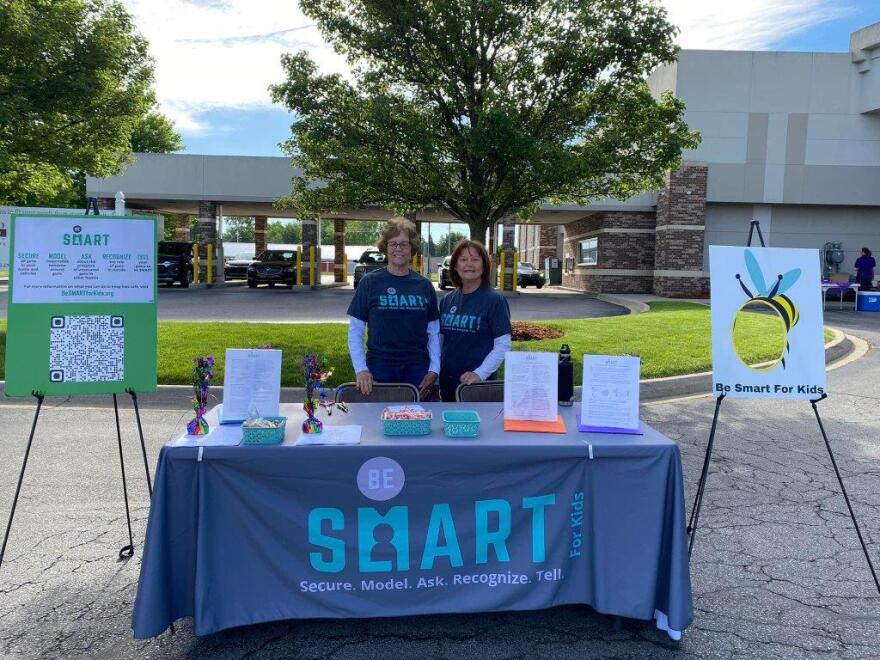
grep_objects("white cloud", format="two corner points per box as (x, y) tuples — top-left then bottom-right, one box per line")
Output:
(664, 0), (854, 50)
(123, 0), (854, 137)
(121, 0), (348, 136)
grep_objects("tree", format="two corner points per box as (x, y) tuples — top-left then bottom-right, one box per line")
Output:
(131, 112), (183, 153)
(435, 231), (468, 257)
(270, 0), (699, 244)
(343, 220), (384, 246)
(0, 0), (180, 206)
(222, 217), (256, 243)
(267, 220), (302, 244)
(320, 220), (335, 245)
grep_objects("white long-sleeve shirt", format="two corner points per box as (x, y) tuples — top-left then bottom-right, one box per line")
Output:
(472, 333), (511, 380)
(348, 316), (441, 374)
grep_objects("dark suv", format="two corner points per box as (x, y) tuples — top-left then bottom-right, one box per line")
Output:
(437, 256), (452, 289)
(353, 250), (387, 288)
(158, 241), (194, 287)
(247, 249), (297, 288)
(517, 262), (546, 288)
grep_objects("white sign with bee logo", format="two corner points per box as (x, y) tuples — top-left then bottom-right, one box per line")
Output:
(709, 246), (826, 399)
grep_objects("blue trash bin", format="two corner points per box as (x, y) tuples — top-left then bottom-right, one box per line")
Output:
(856, 291), (880, 312)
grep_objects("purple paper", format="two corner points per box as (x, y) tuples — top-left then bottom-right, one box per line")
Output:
(577, 413), (643, 435)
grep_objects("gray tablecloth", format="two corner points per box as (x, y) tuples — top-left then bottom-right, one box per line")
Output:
(132, 403), (693, 638)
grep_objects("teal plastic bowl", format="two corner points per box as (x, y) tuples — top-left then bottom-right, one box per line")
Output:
(241, 416), (287, 445)
(442, 410), (481, 438)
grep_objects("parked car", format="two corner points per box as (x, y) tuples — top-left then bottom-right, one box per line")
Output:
(517, 262), (546, 288)
(438, 256), (452, 289)
(224, 255), (255, 281)
(157, 241), (194, 287)
(247, 250), (297, 288)
(353, 250), (387, 288)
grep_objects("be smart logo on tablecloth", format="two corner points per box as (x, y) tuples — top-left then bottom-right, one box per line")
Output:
(710, 246), (825, 399)
(357, 457), (405, 501)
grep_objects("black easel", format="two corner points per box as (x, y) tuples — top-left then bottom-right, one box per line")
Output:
(687, 221), (880, 595)
(0, 392), (154, 573)
(0, 201), (154, 574)
(745, 219), (766, 248)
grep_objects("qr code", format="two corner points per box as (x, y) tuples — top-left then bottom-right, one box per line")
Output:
(49, 315), (124, 383)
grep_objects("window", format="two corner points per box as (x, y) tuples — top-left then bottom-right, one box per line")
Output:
(578, 238), (598, 265)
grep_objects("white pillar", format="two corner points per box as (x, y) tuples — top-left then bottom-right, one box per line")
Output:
(114, 191), (126, 216)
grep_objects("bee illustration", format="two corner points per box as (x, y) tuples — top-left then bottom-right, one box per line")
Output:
(733, 250), (801, 370)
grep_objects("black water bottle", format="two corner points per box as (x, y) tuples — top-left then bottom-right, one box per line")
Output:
(558, 344), (574, 407)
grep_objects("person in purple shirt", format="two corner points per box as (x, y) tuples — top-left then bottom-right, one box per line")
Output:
(855, 247), (875, 291)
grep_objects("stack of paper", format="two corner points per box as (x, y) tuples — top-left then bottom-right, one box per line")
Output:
(503, 352), (566, 433)
(220, 349), (282, 423)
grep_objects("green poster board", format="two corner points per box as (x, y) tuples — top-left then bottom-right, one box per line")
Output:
(5, 213), (158, 397)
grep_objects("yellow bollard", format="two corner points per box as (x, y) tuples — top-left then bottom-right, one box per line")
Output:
(309, 246), (316, 288)
(296, 247), (302, 286)
(512, 250), (518, 293)
(192, 244), (200, 285)
(499, 251), (505, 291)
(206, 243), (214, 285)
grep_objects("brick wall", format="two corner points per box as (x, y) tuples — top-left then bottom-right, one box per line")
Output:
(513, 164), (714, 296)
(653, 275), (711, 298)
(175, 213), (190, 242)
(333, 218), (346, 283)
(563, 272), (655, 293)
(653, 163), (709, 297)
(519, 224), (561, 267)
(561, 211), (656, 293)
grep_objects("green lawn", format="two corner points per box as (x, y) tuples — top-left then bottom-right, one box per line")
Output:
(0, 302), (835, 386)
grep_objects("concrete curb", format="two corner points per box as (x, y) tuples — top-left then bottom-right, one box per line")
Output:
(0, 330), (855, 408)
(595, 293), (650, 314)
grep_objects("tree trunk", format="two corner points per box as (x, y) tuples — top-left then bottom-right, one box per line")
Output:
(466, 219), (493, 247)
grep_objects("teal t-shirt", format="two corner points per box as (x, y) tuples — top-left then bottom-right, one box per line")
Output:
(347, 268), (439, 365)
(439, 286), (511, 389)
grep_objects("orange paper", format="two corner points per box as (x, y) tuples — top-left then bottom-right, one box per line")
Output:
(503, 416), (567, 434)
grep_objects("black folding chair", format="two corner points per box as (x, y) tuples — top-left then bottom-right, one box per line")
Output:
(455, 380), (504, 403)
(334, 382), (420, 404)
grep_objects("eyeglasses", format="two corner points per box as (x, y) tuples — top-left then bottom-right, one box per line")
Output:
(387, 241), (412, 251)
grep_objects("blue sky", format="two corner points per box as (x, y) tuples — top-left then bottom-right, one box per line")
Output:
(120, 1), (879, 239)
(134, 0), (880, 156)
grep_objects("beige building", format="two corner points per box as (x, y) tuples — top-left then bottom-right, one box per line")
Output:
(88, 22), (880, 295)
(542, 21), (880, 296)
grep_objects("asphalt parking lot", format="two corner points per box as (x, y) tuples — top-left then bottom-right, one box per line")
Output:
(0, 311), (878, 658)
(0, 280), (628, 323)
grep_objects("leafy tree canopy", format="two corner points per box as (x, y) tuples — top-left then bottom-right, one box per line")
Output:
(434, 231), (469, 257)
(342, 220), (384, 246)
(222, 216), (257, 243)
(131, 112), (183, 154)
(270, 0), (699, 243)
(0, 0), (180, 206)
(268, 220), (302, 244)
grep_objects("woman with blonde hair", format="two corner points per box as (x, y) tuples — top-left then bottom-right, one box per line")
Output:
(438, 239), (511, 401)
(347, 217), (439, 398)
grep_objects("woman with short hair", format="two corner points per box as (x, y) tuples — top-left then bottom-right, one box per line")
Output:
(347, 217), (439, 398)
(438, 239), (512, 401)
